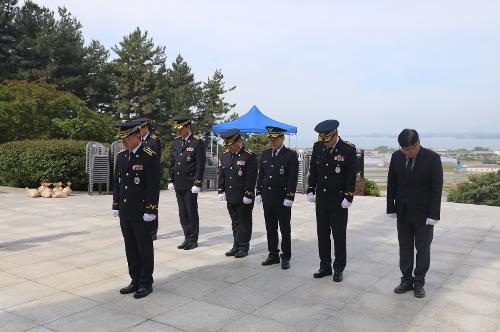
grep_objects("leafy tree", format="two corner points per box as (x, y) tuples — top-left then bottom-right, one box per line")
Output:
(447, 171), (500, 206)
(0, 80), (115, 143)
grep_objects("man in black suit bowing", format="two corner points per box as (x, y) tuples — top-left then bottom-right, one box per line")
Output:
(387, 129), (443, 298)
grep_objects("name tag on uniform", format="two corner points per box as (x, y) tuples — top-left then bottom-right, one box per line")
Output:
(132, 165), (144, 171)
(186, 147), (194, 152)
(237, 160), (245, 165)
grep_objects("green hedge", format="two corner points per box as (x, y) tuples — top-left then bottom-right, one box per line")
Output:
(0, 140), (88, 190)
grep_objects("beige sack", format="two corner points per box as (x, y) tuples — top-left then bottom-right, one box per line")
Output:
(62, 181), (72, 195)
(26, 188), (41, 198)
(41, 188), (52, 198)
(52, 191), (68, 198)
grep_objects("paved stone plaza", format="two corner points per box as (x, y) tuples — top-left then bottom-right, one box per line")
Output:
(0, 187), (499, 332)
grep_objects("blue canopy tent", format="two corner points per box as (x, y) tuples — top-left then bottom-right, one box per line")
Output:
(211, 105), (297, 134)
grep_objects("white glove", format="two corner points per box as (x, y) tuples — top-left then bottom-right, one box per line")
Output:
(283, 199), (293, 208)
(388, 213), (397, 219)
(341, 198), (352, 209)
(112, 210), (119, 218)
(426, 218), (439, 225)
(191, 186), (201, 194)
(218, 193), (225, 201)
(168, 183), (175, 190)
(243, 196), (252, 204)
(143, 213), (156, 222)
(255, 195), (262, 205)
(306, 193), (316, 203)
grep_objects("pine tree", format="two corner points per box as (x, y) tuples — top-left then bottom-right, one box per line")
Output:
(111, 27), (167, 120)
(0, 0), (19, 81)
(84, 40), (115, 114)
(196, 69), (236, 139)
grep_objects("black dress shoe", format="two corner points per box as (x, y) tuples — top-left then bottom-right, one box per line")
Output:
(394, 282), (414, 294)
(225, 247), (238, 256)
(333, 271), (343, 282)
(234, 251), (248, 258)
(183, 242), (198, 250)
(313, 267), (333, 278)
(119, 284), (138, 294)
(281, 260), (290, 270)
(262, 256), (280, 266)
(133, 287), (153, 299)
(177, 240), (188, 249)
(414, 286), (426, 298)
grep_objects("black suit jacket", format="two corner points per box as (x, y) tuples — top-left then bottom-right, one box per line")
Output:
(256, 146), (299, 205)
(386, 147), (443, 223)
(167, 134), (206, 190)
(307, 138), (357, 209)
(112, 145), (161, 221)
(218, 146), (258, 205)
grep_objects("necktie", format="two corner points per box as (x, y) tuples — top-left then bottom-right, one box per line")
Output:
(231, 153), (236, 160)
(272, 149), (277, 158)
(181, 139), (185, 148)
(406, 158), (414, 175)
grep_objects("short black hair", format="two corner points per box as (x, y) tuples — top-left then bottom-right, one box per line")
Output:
(398, 129), (419, 148)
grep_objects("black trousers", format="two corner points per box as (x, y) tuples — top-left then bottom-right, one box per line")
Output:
(227, 202), (253, 252)
(150, 212), (158, 238)
(120, 217), (154, 288)
(263, 203), (291, 260)
(316, 207), (348, 272)
(397, 217), (434, 287)
(175, 189), (199, 243)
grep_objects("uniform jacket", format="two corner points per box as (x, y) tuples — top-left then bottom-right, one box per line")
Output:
(256, 146), (299, 205)
(307, 138), (357, 209)
(167, 134), (206, 190)
(113, 144), (161, 221)
(218, 146), (258, 205)
(142, 132), (162, 156)
(387, 147), (443, 222)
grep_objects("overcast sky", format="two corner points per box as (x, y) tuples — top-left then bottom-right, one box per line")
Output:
(34, 0), (500, 146)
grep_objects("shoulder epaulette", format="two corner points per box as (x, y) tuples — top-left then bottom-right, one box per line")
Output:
(118, 149), (127, 155)
(244, 149), (254, 155)
(224, 149), (230, 153)
(286, 147), (296, 152)
(150, 133), (158, 139)
(343, 140), (356, 149)
(144, 147), (156, 156)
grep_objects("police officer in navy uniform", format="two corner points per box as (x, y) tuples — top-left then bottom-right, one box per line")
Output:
(217, 129), (258, 258)
(307, 120), (357, 282)
(112, 120), (161, 299)
(136, 118), (162, 155)
(255, 126), (299, 269)
(167, 116), (206, 250)
(135, 118), (162, 240)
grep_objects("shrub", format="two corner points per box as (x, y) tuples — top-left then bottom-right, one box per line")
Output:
(0, 140), (89, 190)
(364, 179), (381, 197)
(447, 171), (500, 206)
